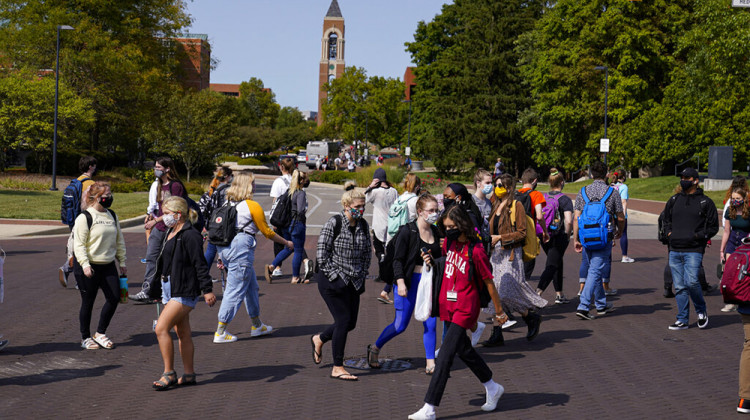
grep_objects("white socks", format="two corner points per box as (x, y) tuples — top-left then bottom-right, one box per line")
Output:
(408, 403), (436, 420)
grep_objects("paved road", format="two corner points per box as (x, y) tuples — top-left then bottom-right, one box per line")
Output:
(0, 182), (742, 419)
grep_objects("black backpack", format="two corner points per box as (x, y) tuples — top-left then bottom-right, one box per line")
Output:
(207, 201), (250, 246)
(381, 222), (419, 285)
(61, 177), (90, 227)
(515, 190), (534, 217)
(270, 191), (293, 229)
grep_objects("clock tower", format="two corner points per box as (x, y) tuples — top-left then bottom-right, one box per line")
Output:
(317, 0), (345, 125)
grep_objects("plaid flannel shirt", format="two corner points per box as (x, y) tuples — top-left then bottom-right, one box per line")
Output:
(316, 212), (372, 291)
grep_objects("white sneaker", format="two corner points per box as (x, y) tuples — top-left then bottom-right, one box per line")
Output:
(470, 322), (486, 347)
(501, 319), (517, 330)
(213, 331), (238, 343)
(408, 406), (436, 420)
(621, 256), (635, 263)
(251, 323), (273, 337)
(482, 383), (505, 412)
(434, 347), (439, 358)
(272, 268), (283, 277)
(722, 304), (738, 312)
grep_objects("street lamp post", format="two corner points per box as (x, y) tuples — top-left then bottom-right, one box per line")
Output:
(402, 99), (412, 155)
(51, 24), (74, 191)
(594, 65), (608, 166)
(363, 110), (368, 165)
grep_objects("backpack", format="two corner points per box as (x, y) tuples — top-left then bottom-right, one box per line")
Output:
(467, 241), (492, 308)
(61, 177), (90, 227)
(185, 196), (205, 231)
(721, 240), (750, 304)
(510, 200), (540, 262)
(82, 208), (117, 230)
(516, 189), (543, 237)
(381, 222), (419, 285)
(387, 193), (416, 240)
(199, 184), (229, 223)
(577, 186), (614, 250)
(270, 191), (293, 228)
(542, 192), (564, 235)
(207, 201), (251, 246)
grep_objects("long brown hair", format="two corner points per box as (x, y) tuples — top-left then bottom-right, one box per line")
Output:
(728, 188), (750, 220)
(156, 157), (182, 203)
(724, 176), (748, 204)
(489, 174), (516, 235)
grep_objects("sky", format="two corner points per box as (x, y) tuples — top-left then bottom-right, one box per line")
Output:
(185, 0), (449, 112)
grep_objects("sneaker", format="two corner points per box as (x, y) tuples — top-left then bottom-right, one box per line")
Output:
(576, 310), (594, 320)
(501, 319), (517, 330)
(251, 323), (273, 337)
(470, 322), (486, 347)
(738, 398), (750, 414)
(129, 291), (156, 304)
(140, 258), (147, 264)
(621, 256), (635, 263)
(482, 383), (505, 412)
(697, 312), (708, 329)
(668, 321), (689, 330)
(58, 266), (68, 288)
(663, 289), (675, 298)
(577, 290), (582, 297)
(434, 347), (439, 358)
(597, 303), (615, 315)
(213, 331), (238, 343)
(604, 288), (618, 296)
(702, 284), (717, 295)
(408, 406), (436, 420)
(0, 339), (8, 352)
(272, 267), (283, 277)
(555, 295), (569, 305)
(722, 304), (738, 313)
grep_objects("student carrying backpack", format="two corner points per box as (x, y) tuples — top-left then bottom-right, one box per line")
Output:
(577, 187), (614, 250)
(61, 176), (91, 228)
(386, 193), (417, 242)
(207, 201), (251, 247)
(542, 192), (564, 236)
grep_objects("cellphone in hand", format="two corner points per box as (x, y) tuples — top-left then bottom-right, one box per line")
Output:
(420, 247), (430, 254)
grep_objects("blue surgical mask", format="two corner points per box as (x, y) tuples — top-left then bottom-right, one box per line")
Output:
(482, 184), (492, 195)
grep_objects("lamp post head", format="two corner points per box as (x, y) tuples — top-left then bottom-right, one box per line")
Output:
(594, 65), (607, 71)
(58, 25), (74, 30)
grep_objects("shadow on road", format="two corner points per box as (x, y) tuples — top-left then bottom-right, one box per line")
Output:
(206, 363), (304, 384)
(0, 364), (120, 386)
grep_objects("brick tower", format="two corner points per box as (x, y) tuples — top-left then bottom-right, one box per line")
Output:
(317, 0), (345, 125)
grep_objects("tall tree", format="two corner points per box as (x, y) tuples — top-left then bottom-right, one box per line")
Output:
(406, 0), (544, 174)
(238, 77), (280, 128)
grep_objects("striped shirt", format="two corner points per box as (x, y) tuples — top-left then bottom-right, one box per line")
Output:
(316, 212), (372, 291)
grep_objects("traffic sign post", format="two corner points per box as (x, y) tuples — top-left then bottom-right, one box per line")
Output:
(733, 0), (750, 7)
(600, 138), (610, 166)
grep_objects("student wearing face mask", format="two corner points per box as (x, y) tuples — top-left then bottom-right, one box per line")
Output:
(661, 168), (718, 330)
(72, 182), (126, 350)
(368, 195), (442, 375)
(720, 187), (750, 312)
(311, 188), (372, 381)
(473, 169), (493, 222)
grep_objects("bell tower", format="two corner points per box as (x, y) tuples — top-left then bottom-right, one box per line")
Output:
(317, 0), (345, 126)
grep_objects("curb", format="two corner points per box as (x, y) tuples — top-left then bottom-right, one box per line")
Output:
(15, 215), (146, 237)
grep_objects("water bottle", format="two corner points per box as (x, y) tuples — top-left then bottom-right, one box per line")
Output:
(119, 275), (128, 304)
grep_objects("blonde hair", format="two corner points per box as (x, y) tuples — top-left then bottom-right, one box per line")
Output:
(341, 188), (365, 208)
(344, 180), (357, 191)
(474, 169), (491, 188)
(404, 173), (421, 193)
(85, 182), (111, 206)
(226, 172), (255, 202)
(162, 196), (198, 224)
(548, 167), (564, 189)
(288, 169), (305, 198)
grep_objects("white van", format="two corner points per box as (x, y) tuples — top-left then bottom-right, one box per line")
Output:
(306, 141), (340, 169)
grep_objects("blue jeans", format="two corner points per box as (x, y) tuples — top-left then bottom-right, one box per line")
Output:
(205, 242), (217, 266)
(577, 244), (611, 312)
(271, 222), (306, 278)
(668, 251), (706, 323)
(141, 228), (165, 293)
(217, 233), (260, 323)
(578, 245), (612, 284)
(375, 272), (437, 359)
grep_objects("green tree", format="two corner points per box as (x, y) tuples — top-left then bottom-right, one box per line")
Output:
(277, 106), (305, 129)
(406, 0), (544, 174)
(238, 78), (280, 128)
(0, 74), (93, 172)
(146, 90), (236, 181)
(235, 126), (281, 155)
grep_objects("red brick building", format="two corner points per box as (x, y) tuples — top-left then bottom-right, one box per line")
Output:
(173, 33), (211, 91)
(404, 67), (416, 101)
(317, 0), (346, 125)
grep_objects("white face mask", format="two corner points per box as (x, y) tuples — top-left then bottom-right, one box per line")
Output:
(163, 213), (180, 228)
(423, 212), (439, 225)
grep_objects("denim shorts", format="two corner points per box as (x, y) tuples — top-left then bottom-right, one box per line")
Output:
(161, 276), (199, 308)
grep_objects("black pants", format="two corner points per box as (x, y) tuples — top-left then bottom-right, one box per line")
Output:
(73, 259), (120, 340)
(524, 258), (536, 282)
(372, 234), (392, 293)
(425, 321), (493, 406)
(318, 274), (360, 367)
(538, 234), (570, 293)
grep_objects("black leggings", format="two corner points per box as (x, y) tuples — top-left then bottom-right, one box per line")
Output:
(372, 234), (392, 293)
(537, 234), (570, 293)
(425, 321), (492, 406)
(73, 259), (120, 340)
(318, 275), (360, 367)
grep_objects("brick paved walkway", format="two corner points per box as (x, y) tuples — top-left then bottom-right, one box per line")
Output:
(0, 232), (741, 419)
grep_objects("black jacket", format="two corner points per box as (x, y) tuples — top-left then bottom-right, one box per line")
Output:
(152, 222), (213, 299)
(392, 221), (442, 289)
(663, 189), (719, 253)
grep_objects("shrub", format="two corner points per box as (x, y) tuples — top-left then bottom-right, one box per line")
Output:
(307, 170), (353, 185)
(238, 157), (263, 166)
(183, 181), (204, 195)
(218, 154), (240, 162)
(354, 164), (406, 188)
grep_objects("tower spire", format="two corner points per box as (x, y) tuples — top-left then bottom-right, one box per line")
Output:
(326, 0), (342, 18)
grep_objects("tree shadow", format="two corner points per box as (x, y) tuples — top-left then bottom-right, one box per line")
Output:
(206, 363), (304, 384)
(4, 250), (50, 256)
(117, 331), (214, 348)
(0, 364), (120, 386)
(707, 313), (742, 329)
(271, 324), (332, 339)
(438, 392), (570, 419)
(0, 341), (83, 355)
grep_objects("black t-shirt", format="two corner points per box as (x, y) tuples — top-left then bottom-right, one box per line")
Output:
(546, 190), (574, 214)
(417, 236), (441, 267)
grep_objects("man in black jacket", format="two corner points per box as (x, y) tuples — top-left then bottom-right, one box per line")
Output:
(662, 168), (719, 330)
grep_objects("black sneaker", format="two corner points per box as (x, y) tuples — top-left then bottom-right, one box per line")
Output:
(129, 291), (157, 304)
(697, 312), (709, 329)
(596, 303), (615, 315)
(663, 289), (675, 298)
(702, 284), (716, 295)
(668, 321), (688, 330)
(575, 310), (594, 320)
(554, 295), (569, 304)
(738, 398), (750, 414)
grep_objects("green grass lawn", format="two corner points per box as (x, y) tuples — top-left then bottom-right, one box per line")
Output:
(0, 190), (151, 220)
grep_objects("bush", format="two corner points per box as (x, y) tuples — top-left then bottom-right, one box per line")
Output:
(217, 154), (241, 163)
(25, 150), (128, 175)
(183, 181), (204, 195)
(238, 157), (263, 165)
(354, 164), (406, 188)
(256, 155), (276, 164)
(307, 170), (354, 185)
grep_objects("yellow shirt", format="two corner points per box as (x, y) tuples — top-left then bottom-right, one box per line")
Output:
(73, 208), (127, 269)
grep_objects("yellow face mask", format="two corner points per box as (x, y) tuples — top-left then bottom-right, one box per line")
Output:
(495, 186), (507, 199)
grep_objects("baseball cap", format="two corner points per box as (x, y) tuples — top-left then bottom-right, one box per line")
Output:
(679, 168), (699, 179)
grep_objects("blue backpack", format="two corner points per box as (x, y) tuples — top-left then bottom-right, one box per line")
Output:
(61, 177), (90, 227)
(577, 187), (614, 250)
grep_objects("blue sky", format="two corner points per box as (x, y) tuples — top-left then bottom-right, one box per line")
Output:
(186, 0), (449, 112)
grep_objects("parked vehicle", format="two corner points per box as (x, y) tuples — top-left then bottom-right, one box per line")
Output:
(305, 141), (340, 169)
(276, 154), (299, 173)
(297, 150), (307, 164)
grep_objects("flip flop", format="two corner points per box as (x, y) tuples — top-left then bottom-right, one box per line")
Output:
(330, 373), (358, 381)
(311, 335), (322, 365)
(376, 296), (393, 304)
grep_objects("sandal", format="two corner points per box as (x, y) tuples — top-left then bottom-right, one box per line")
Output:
(152, 371), (177, 391)
(178, 373), (197, 386)
(93, 333), (114, 349)
(81, 337), (99, 350)
(265, 265), (273, 284)
(367, 344), (381, 369)
(425, 365), (435, 375)
(311, 335), (322, 365)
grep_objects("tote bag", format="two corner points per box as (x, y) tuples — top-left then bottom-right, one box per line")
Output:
(414, 265), (433, 322)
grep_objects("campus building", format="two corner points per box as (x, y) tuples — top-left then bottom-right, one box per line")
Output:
(173, 33), (211, 91)
(317, 0), (346, 125)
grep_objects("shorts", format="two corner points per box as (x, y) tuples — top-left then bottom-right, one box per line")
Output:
(161, 276), (199, 308)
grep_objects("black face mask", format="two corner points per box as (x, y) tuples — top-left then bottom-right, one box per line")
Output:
(100, 196), (113, 208)
(443, 198), (456, 209)
(303, 180), (310, 188)
(445, 228), (461, 242)
(680, 180), (695, 192)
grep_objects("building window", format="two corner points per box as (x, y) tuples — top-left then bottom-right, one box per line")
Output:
(328, 33), (338, 60)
